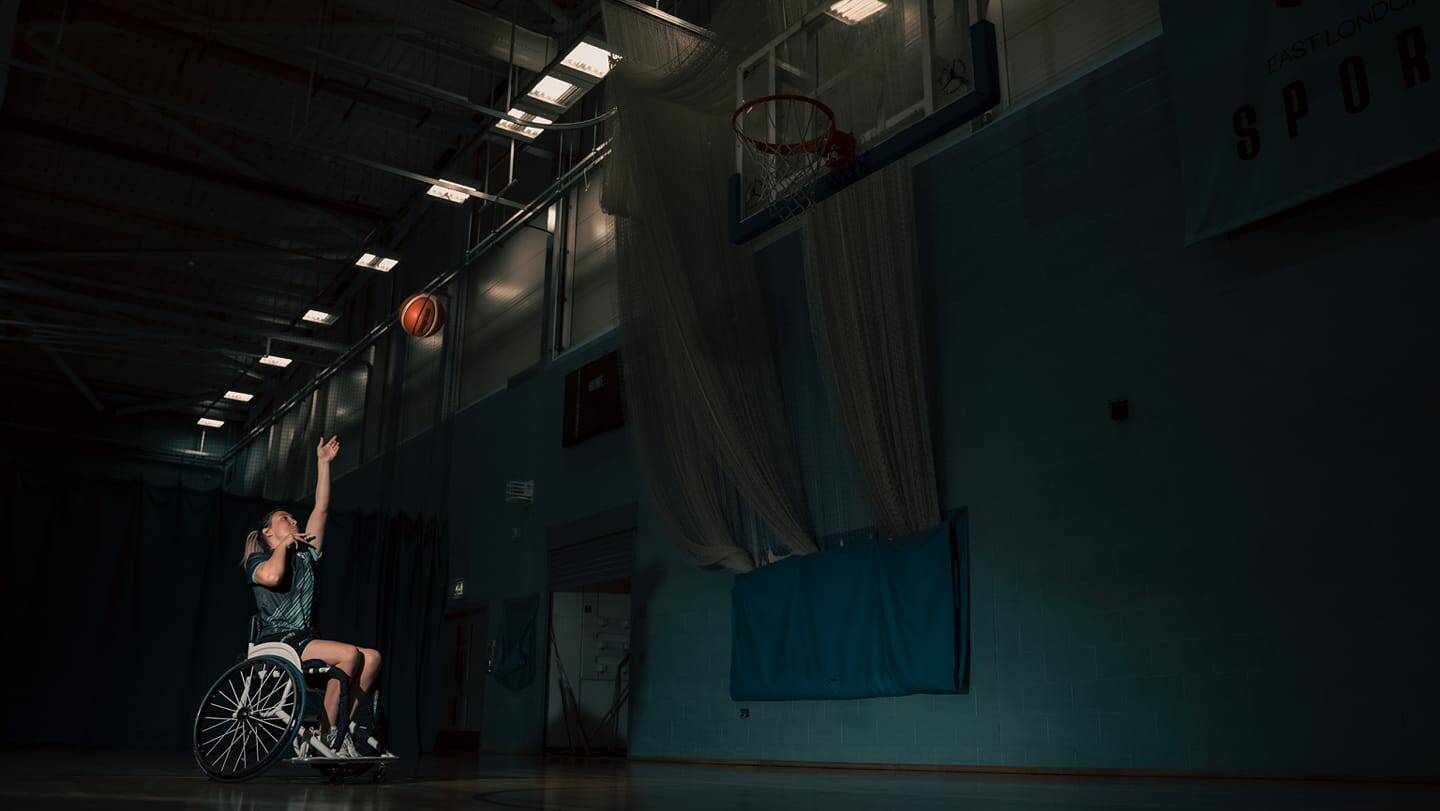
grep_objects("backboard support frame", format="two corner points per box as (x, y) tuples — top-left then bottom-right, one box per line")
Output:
(727, 19), (1000, 245)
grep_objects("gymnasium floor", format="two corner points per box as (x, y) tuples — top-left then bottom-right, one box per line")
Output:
(1, 751), (1436, 810)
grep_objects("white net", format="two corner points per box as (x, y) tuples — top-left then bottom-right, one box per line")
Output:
(732, 96), (833, 221)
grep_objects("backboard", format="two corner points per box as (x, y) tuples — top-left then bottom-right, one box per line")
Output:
(729, 1), (999, 243)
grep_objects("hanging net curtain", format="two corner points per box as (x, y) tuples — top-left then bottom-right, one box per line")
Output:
(789, 0), (941, 538)
(602, 1), (819, 571)
(802, 163), (940, 538)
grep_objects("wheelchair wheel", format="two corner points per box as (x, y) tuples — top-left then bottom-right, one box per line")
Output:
(193, 654), (307, 782)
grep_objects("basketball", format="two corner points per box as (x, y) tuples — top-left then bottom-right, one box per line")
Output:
(399, 293), (445, 338)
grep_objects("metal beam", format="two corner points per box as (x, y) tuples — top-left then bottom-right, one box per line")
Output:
(0, 182), (354, 261)
(58, 1), (489, 135)
(1, 0), (17, 112)
(113, 391), (248, 417)
(0, 250), (348, 265)
(0, 114), (393, 225)
(524, 0), (574, 30)
(27, 40), (367, 243)
(1, 301), (105, 413)
(0, 267), (347, 356)
(1, 55), (519, 207)
(345, 0), (555, 73)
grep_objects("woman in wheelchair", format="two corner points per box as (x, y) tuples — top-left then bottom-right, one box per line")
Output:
(240, 435), (392, 759)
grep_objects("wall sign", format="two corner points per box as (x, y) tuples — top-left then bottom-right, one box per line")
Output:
(1161, 0), (1438, 243)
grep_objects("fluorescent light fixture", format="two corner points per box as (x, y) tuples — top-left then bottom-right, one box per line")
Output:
(426, 182), (476, 204)
(828, 0), (887, 24)
(223, 390), (254, 402)
(259, 354), (292, 368)
(496, 107), (552, 140)
(528, 75), (579, 106)
(197, 417), (225, 428)
(356, 252), (398, 272)
(303, 309), (337, 325)
(561, 41), (617, 79)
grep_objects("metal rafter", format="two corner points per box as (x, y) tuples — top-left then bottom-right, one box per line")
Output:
(0, 113), (393, 226)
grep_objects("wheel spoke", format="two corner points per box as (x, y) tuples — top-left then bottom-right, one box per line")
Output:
(251, 714), (286, 730)
(252, 668), (288, 710)
(201, 719), (241, 751)
(200, 717), (233, 734)
(217, 723), (246, 773)
(219, 679), (241, 709)
(237, 670), (253, 710)
(205, 722), (242, 764)
(260, 678), (295, 721)
(253, 716), (281, 748)
(197, 658), (310, 778)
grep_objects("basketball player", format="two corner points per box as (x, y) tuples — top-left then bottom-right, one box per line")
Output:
(240, 435), (393, 758)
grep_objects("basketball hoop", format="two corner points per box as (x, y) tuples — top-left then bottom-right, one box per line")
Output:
(731, 94), (857, 220)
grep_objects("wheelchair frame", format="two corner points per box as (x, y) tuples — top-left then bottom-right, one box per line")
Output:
(191, 618), (395, 783)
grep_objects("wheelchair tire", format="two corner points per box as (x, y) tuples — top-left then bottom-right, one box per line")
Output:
(193, 654), (307, 782)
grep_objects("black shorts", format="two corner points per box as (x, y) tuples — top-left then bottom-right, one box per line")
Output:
(255, 628), (317, 661)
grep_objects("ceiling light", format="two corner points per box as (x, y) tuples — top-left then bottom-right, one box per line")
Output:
(197, 417), (225, 428)
(259, 354), (292, 368)
(561, 41), (618, 79)
(223, 390), (254, 402)
(496, 108), (552, 140)
(828, 0), (887, 24)
(303, 309), (338, 325)
(528, 75), (579, 106)
(426, 183), (475, 204)
(356, 252), (398, 272)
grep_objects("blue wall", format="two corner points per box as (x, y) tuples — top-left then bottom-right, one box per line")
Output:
(332, 36), (1440, 775)
(628, 37), (1440, 776)
(331, 331), (641, 754)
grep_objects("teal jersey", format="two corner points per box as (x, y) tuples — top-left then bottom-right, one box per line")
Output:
(245, 544), (320, 634)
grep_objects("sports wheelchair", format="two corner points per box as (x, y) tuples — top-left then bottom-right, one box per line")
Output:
(192, 618), (395, 783)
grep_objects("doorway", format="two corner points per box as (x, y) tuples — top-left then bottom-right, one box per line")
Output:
(545, 505), (637, 755)
(436, 605), (487, 751)
(546, 578), (631, 754)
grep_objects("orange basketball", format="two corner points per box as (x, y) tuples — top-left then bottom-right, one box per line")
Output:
(399, 293), (445, 338)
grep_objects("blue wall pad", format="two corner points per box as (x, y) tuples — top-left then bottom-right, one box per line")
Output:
(730, 512), (968, 701)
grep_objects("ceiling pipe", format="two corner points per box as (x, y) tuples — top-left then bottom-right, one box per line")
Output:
(1, 302), (105, 413)
(0, 114), (393, 225)
(47, 1), (486, 135)
(2, 51), (525, 209)
(0, 177), (357, 262)
(346, 0), (555, 73)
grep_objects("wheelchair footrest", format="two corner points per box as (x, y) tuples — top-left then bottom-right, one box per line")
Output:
(287, 756), (398, 765)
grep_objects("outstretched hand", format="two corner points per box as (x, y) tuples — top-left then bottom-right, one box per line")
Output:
(316, 435), (340, 463)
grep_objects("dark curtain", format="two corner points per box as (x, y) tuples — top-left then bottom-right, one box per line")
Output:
(0, 472), (446, 756)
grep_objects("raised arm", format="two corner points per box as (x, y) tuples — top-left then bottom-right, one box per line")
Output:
(252, 540), (294, 587)
(305, 435), (340, 553)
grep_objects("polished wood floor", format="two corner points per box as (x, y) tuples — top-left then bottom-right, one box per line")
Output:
(0, 749), (1436, 809)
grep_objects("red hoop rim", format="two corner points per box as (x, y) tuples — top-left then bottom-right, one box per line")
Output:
(731, 93), (839, 156)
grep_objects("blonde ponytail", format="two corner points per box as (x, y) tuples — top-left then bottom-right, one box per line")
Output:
(240, 530), (267, 568)
(242, 509), (284, 568)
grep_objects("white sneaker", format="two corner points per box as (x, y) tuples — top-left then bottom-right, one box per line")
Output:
(350, 722), (398, 759)
(321, 727), (359, 758)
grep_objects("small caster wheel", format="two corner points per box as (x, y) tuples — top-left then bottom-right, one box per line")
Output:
(373, 766), (386, 784)
(328, 769), (344, 785)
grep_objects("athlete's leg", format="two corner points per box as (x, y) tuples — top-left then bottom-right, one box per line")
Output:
(299, 639), (364, 731)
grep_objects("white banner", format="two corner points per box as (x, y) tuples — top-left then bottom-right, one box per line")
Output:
(1161, 0), (1439, 243)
